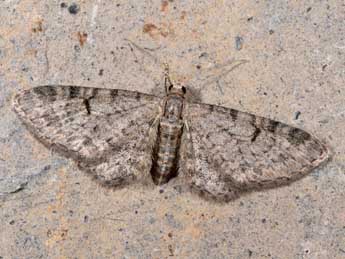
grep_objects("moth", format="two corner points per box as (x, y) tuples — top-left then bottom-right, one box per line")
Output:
(12, 67), (330, 201)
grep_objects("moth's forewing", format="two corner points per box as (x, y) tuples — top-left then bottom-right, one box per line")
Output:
(13, 85), (161, 187)
(182, 102), (330, 201)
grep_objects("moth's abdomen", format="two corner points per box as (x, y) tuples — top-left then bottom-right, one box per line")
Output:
(151, 119), (183, 185)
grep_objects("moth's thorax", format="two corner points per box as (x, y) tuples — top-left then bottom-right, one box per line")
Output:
(163, 93), (184, 121)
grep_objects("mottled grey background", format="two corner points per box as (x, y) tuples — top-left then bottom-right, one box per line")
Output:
(0, 1), (344, 258)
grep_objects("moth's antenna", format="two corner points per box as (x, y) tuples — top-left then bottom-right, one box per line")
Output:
(125, 38), (160, 65)
(125, 39), (170, 93)
(200, 59), (249, 94)
(164, 62), (173, 94)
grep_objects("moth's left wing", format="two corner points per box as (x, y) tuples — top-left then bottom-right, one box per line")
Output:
(13, 85), (161, 187)
(183, 102), (330, 201)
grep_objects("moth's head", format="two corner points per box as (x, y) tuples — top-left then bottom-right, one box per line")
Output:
(167, 83), (187, 97)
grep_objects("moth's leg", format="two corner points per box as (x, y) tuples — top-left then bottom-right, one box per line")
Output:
(148, 113), (161, 150)
(177, 119), (196, 181)
(147, 103), (164, 158)
(133, 111), (163, 187)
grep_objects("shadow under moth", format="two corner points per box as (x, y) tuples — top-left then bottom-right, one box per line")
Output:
(12, 67), (330, 202)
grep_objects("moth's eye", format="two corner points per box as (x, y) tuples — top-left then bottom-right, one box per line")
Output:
(181, 86), (186, 94)
(169, 85), (173, 91)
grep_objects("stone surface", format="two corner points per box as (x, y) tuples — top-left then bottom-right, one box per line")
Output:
(0, 1), (344, 258)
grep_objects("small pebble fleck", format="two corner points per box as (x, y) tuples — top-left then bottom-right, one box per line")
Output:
(173, 185), (182, 194)
(294, 111), (301, 120)
(98, 69), (104, 76)
(74, 45), (81, 52)
(21, 65), (29, 72)
(60, 2), (67, 8)
(68, 3), (80, 14)
(235, 36), (244, 50)
(199, 52), (208, 58)
(77, 32), (88, 47)
(9, 220), (15, 225)
(319, 118), (329, 124)
(248, 249), (253, 257)
(168, 244), (174, 256)
(43, 164), (51, 171)
(269, 29), (275, 35)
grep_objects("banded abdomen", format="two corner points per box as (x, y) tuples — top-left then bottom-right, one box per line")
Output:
(151, 118), (184, 185)
(150, 92), (185, 185)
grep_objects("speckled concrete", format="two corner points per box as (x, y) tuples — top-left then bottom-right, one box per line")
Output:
(1, 1), (344, 258)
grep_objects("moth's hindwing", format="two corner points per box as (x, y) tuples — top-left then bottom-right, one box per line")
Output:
(13, 85), (161, 187)
(183, 102), (330, 201)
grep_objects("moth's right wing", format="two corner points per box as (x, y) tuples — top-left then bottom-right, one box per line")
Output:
(182, 102), (330, 201)
(13, 85), (161, 186)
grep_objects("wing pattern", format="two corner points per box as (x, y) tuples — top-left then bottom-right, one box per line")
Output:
(13, 84), (330, 201)
(13, 85), (160, 186)
(184, 102), (330, 201)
